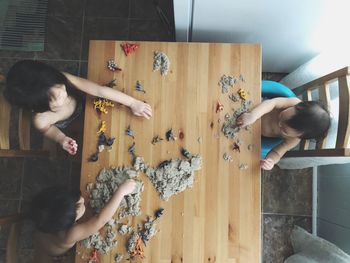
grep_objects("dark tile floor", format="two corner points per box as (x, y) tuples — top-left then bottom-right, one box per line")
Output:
(0, 1), (312, 262)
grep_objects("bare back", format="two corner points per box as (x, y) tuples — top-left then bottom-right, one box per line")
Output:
(34, 231), (75, 262)
(261, 108), (285, 138)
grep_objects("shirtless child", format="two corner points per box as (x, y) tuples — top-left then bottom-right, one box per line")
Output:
(30, 179), (136, 262)
(237, 97), (331, 170)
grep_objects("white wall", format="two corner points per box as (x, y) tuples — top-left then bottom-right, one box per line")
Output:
(174, 0), (350, 73)
(281, 50), (350, 89)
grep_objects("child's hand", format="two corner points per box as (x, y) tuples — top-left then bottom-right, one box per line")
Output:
(236, 112), (256, 127)
(118, 179), (137, 196)
(61, 136), (78, 155)
(130, 100), (152, 119)
(260, 158), (275, 170)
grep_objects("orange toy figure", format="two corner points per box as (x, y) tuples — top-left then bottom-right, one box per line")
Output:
(130, 237), (145, 259)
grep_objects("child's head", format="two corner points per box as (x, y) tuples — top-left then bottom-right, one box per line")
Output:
(4, 60), (81, 113)
(279, 101), (331, 140)
(30, 186), (85, 233)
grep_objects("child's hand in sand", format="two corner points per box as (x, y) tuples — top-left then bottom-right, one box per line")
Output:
(61, 136), (78, 155)
(130, 99), (152, 119)
(118, 179), (137, 196)
(260, 158), (275, 170)
(236, 112), (256, 127)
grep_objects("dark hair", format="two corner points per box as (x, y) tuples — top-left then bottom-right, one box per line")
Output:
(4, 60), (82, 112)
(286, 101), (331, 140)
(29, 186), (81, 233)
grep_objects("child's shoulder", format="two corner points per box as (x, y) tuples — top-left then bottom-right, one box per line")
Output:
(32, 112), (56, 131)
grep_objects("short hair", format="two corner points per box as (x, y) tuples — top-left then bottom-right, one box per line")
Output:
(286, 101), (331, 140)
(4, 60), (82, 112)
(29, 186), (81, 233)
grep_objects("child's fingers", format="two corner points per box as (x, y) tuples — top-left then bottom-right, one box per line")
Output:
(145, 105), (152, 114)
(142, 112), (150, 119)
(261, 159), (274, 170)
(144, 108), (152, 117)
(145, 104), (152, 112)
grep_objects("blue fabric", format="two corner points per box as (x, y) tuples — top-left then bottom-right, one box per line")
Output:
(261, 80), (296, 158)
(261, 80), (297, 98)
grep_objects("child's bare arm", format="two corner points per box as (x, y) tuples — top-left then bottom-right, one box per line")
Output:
(65, 179), (136, 243)
(64, 73), (152, 119)
(33, 116), (77, 155)
(237, 97), (301, 127)
(262, 137), (300, 170)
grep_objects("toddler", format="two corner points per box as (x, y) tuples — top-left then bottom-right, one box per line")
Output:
(4, 60), (152, 155)
(237, 97), (331, 170)
(30, 179), (136, 262)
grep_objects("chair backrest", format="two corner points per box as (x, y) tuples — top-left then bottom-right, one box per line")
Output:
(0, 75), (51, 157)
(285, 66), (350, 157)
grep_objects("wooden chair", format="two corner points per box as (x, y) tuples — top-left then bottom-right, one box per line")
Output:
(0, 213), (24, 263)
(285, 66), (350, 157)
(0, 75), (53, 157)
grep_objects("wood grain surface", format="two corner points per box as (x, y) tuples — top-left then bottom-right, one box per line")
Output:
(76, 41), (261, 263)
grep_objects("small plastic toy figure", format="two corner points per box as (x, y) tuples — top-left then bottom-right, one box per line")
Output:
(104, 79), (117, 88)
(93, 98), (114, 114)
(151, 135), (163, 145)
(126, 125), (135, 139)
(181, 148), (191, 159)
(89, 249), (99, 262)
(89, 153), (99, 162)
(98, 133), (107, 145)
(232, 142), (240, 152)
(154, 208), (164, 219)
(216, 100), (224, 113)
(135, 81), (146, 93)
(130, 237), (145, 259)
(105, 137), (115, 146)
(121, 43), (140, 56)
(97, 121), (107, 134)
(128, 142), (136, 157)
(238, 88), (247, 100)
(165, 129), (176, 141)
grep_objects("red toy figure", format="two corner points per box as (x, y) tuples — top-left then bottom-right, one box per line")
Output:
(216, 100), (224, 113)
(90, 249), (99, 262)
(121, 43), (140, 56)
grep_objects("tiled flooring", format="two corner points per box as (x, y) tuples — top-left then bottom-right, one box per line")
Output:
(0, 1), (312, 262)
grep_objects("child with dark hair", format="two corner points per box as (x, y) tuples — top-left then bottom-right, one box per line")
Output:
(237, 97), (331, 170)
(3, 60), (152, 155)
(30, 179), (136, 261)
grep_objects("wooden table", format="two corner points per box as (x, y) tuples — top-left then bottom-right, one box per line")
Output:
(76, 41), (261, 263)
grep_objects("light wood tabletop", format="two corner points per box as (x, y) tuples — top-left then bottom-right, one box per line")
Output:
(76, 40), (261, 263)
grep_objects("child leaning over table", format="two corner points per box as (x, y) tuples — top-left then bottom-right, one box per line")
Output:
(3, 60), (152, 155)
(236, 97), (331, 170)
(29, 179), (136, 262)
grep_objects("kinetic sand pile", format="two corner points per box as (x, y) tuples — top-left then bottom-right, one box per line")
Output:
(144, 156), (202, 201)
(81, 155), (202, 259)
(86, 166), (144, 219)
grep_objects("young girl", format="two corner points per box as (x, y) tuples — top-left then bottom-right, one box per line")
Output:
(30, 179), (136, 262)
(4, 60), (152, 155)
(237, 97), (331, 170)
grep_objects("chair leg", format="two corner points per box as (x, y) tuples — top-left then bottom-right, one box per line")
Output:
(6, 222), (21, 263)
